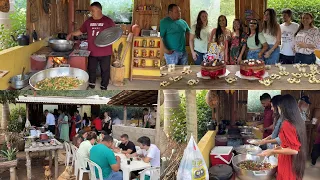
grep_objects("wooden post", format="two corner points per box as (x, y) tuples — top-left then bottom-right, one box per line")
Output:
(54, 150), (58, 180)
(123, 106), (127, 125)
(49, 150), (52, 168)
(155, 90), (161, 147)
(185, 90), (198, 142)
(26, 151), (31, 180)
(9, 167), (16, 180)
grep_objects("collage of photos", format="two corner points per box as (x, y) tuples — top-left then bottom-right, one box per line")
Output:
(0, 0), (319, 180)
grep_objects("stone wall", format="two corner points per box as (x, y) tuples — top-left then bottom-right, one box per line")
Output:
(112, 125), (156, 145)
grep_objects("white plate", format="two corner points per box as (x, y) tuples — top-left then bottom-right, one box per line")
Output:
(235, 71), (269, 80)
(197, 69), (230, 79)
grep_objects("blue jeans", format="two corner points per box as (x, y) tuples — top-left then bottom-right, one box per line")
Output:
(294, 53), (316, 64)
(247, 49), (261, 60)
(194, 50), (205, 65)
(264, 45), (280, 65)
(164, 51), (188, 65)
(103, 171), (123, 180)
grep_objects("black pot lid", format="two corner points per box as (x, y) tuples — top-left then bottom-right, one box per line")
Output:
(94, 26), (123, 47)
(209, 164), (233, 177)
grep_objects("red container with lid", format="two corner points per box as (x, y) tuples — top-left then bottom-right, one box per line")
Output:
(210, 146), (234, 167)
(30, 55), (46, 71)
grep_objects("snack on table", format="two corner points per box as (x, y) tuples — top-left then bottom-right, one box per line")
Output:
(160, 73), (168, 77)
(187, 79), (199, 86)
(240, 59), (265, 78)
(160, 81), (170, 87)
(259, 79), (273, 86)
(169, 76), (182, 82)
(225, 77), (237, 84)
(237, 160), (272, 171)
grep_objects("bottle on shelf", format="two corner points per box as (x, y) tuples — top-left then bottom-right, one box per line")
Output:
(142, 49), (147, 58)
(133, 59), (139, 67)
(141, 59), (146, 67)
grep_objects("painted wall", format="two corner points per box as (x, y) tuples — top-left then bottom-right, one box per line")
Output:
(198, 130), (217, 168)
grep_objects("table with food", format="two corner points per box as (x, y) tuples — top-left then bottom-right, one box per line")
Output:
(160, 63), (320, 90)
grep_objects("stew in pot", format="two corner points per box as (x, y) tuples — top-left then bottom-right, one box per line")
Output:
(237, 160), (272, 171)
(35, 76), (84, 90)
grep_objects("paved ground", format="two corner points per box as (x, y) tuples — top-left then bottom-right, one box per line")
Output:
(93, 78), (160, 90)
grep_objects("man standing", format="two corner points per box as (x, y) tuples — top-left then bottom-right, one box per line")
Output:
(90, 135), (123, 180)
(67, 2), (115, 90)
(279, 9), (299, 64)
(113, 134), (136, 155)
(44, 110), (56, 134)
(75, 110), (82, 133)
(259, 93), (274, 140)
(298, 95), (311, 121)
(160, 4), (190, 65)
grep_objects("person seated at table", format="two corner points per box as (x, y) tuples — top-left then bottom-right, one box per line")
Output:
(78, 131), (97, 170)
(90, 135), (123, 180)
(72, 130), (88, 148)
(113, 134), (136, 155)
(97, 130), (109, 143)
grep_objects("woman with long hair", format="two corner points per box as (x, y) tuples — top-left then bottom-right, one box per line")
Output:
(229, 19), (247, 64)
(102, 111), (112, 135)
(311, 117), (320, 167)
(255, 95), (283, 148)
(60, 111), (70, 142)
(189, 10), (210, 65)
(259, 94), (307, 180)
(246, 19), (268, 60)
(209, 15), (231, 61)
(294, 13), (320, 64)
(262, 8), (281, 65)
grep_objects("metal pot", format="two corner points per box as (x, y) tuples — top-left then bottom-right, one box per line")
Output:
(38, 127), (46, 133)
(57, 33), (67, 39)
(39, 133), (49, 140)
(232, 154), (277, 180)
(29, 67), (89, 90)
(9, 73), (33, 89)
(49, 39), (74, 52)
(209, 164), (233, 180)
(238, 126), (253, 134)
(11, 33), (30, 46)
(234, 145), (262, 155)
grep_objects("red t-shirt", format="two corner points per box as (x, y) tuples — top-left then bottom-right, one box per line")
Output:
(263, 105), (273, 138)
(92, 118), (102, 131)
(277, 120), (301, 180)
(80, 16), (115, 57)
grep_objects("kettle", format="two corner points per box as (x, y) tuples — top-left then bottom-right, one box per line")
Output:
(11, 33), (30, 46)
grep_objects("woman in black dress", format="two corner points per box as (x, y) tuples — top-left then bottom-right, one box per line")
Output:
(102, 111), (112, 135)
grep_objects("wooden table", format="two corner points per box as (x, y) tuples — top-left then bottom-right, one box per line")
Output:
(25, 139), (64, 180)
(160, 65), (320, 90)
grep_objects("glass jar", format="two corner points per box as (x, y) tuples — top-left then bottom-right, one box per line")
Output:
(142, 49), (147, 57)
(141, 59), (146, 67)
(150, 50), (154, 57)
(133, 59), (139, 67)
(134, 49), (139, 57)
(142, 39), (147, 47)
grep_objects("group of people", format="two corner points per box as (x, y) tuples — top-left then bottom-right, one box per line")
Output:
(160, 4), (320, 65)
(252, 93), (320, 180)
(75, 131), (160, 180)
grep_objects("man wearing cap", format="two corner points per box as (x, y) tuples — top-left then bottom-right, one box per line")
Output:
(67, 2), (115, 90)
(298, 95), (311, 121)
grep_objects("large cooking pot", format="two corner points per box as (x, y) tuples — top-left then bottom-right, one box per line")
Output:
(209, 164), (233, 180)
(29, 67), (89, 90)
(238, 126), (253, 134)
(232, 154), (278, 180)
(49, 39), (74, 52)
(9, 72), (33, 89)
(39, 133), (49, 140)
(234, 145), (262, 155)
(38, 127), (46, 133)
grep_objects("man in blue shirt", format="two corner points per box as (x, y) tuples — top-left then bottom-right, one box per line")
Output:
(160, 4), (190, 65)
(75, 110), (82, 133)
(90, 135), (122, 180)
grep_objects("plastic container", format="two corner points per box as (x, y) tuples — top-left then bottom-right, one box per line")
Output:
(30, 55), (46, 71)
(210, 146), (234, 167)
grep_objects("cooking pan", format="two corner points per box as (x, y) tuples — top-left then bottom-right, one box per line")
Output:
(234, 145), (262, 155)
(29, 67), (89, 90)
(49, 39), (74, 52)
(94, 26), (123, 47)
(232, 154), (278, 180)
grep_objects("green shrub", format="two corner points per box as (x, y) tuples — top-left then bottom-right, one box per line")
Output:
(268, 0), (320, 27)
(8, 107), (26, 133)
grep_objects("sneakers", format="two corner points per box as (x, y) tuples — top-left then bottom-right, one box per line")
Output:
(100, 86), (107, 90)
(88, 83), (95, 90)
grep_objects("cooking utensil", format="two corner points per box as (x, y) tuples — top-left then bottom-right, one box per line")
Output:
(247, 139), (261, 145)
(38, 127), (46, 133)
(29, 67), (89, 90)
(49, 39), (74, 52)
(238, 126), (253, 134)
(32, 23), (38, 41)
(57, 33), (67, 39)
(120, 33), (134, 67)
(11, 33), (30, 46)
(9, 72), (33, 89)
(234, 145), (262, 155)
(21, 67), (25, 80)
(232, 154), (277, 180)
(94, 26), (123, 47)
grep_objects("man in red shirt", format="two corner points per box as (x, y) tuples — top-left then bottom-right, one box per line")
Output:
(67, 2), (115, 90)
(260, 93), (274, 139)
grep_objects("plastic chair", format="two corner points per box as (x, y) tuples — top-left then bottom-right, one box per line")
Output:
(70, 143), (78, 168)
(139, 167), (160, 180)
(113, 139), (119, 147)
(64, 142), (73, 166)
(86, 158), (104, 180)
(74, 152), (90, 180)
(135, 146), (141, 152)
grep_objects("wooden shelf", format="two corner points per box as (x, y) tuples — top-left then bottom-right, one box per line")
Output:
(133, 47), (160, 50)
(137, 10), (159, 15)
(133, 66), (159, 70)
(133, 36), (160, 39)
(133, 57), (160, 60)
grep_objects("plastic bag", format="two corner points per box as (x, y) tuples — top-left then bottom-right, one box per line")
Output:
(177, 135), (209, 180)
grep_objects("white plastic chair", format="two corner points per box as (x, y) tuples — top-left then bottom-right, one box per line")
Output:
(70, 143), (78, 168)
(64, 142), (73, 166)
(86, 158), (103, 180)
(74, 152), (90, 180)
(139, 167), (160, 180)
(135, 146), (141, 152)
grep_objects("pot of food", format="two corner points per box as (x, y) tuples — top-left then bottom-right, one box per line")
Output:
(49, 39), (74, 52)
(9, 72), (33, 89)
(209, 164), (233, 180)
(39, 133), (49, 140)
(234, 145), (262, 155)
(29, 67), (89, 90)
(238, 126), (253, 134)
(232, 154), (278, 180)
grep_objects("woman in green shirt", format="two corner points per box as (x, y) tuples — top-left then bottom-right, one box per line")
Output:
(246, 19), (268, 60)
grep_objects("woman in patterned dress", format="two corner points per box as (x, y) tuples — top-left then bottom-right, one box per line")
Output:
(229, 19), (247, 64)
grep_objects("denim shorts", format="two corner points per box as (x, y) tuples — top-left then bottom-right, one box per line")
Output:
(194, 50), (205, 65)
(164, 51), (188, 65)
(294, 53), (316, 64)
(247, 49), (261, 60)
(264, 44), (280, 65)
